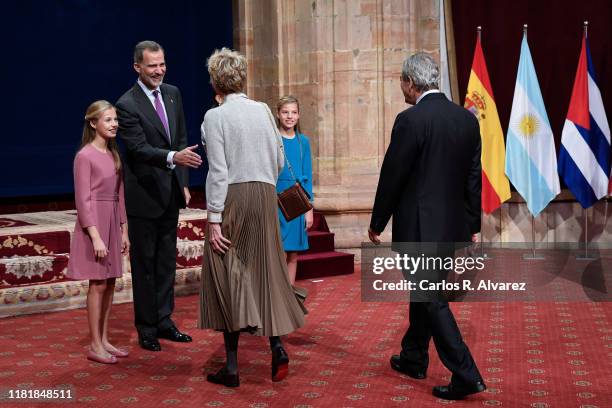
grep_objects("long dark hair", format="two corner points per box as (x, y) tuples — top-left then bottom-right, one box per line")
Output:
(80, 100), (121, 173)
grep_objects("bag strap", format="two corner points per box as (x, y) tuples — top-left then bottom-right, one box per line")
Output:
(296, 132), (303, 171)
(261, 102), (300, 184)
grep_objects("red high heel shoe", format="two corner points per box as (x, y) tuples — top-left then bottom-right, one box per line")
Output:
(271, 346), (289, 382)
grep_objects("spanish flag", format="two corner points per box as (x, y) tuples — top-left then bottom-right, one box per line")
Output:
(465, 35), (511, 213)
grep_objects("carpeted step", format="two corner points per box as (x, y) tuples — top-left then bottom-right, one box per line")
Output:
(176, 239), (205, 269)
(296, 251), (354, 280)
(0, 231), (71, 257)
(304, 231), (335, 254)
(0, 209), (208, 289)
(0, 254), (69, 288)
(310, 211), (330, 232)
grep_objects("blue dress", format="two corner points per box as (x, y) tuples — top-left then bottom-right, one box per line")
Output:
(276, 133), (314, 251)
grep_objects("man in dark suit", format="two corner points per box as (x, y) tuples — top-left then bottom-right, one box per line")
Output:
(117, 40), (202, 351)
(368, 53), (486, 400)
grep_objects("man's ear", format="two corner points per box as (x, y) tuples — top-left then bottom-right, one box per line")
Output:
(133, 63), (141, 75)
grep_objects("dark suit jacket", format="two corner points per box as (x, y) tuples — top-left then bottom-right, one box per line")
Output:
(116, 83), (188, 218)
(370, 92), (481, 242)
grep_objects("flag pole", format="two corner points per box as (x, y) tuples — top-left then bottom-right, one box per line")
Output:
(524, 24), (536, 260)
(605, 197), (609, 225)
(523, 24), (544, 260)
(476, 25), (491, 260)
(583, 20), (588, 259)
(585, 207), (588, 258)
(523, 213), (543, 260)
(576, 21), (596, 261)
(531, 214), (536, 259)
(576, 21), (595, 262)
(479, 211), (493, 260)
(577, 206), (596, 260)
(479, 214), (486, 259)
(584, 25), (589, 251)
(498, 205), (502, 246)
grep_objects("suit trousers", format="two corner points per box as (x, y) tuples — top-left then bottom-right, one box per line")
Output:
(128, 177), (182, 336)
(400, 299), (483, 386)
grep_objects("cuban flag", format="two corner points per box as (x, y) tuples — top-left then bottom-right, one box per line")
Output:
(505, 33), (560, 216)
(558, 34), (611, 208)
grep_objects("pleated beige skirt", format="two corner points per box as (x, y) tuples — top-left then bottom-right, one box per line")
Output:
(199, 182), (306, 336)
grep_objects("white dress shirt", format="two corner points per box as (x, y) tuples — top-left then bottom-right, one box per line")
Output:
(137, 79), (176, 168)
(416, 89), (441, 104)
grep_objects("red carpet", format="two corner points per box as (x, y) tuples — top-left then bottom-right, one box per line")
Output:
(0, 268), (610, 407)
(297, 212), (354, 280)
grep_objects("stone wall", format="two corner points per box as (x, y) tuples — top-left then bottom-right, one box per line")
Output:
(233, 0), (442, 248)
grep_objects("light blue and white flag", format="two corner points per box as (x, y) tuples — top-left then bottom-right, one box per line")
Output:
(505, 33), (560, 216)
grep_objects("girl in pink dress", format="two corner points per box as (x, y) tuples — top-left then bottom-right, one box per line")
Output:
(67, 100), (130, 364)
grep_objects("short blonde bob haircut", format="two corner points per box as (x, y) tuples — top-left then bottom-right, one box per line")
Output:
(207, 47), (247, 95)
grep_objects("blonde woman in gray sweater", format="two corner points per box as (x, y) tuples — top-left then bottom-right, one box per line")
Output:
(199, 48), (306, 387)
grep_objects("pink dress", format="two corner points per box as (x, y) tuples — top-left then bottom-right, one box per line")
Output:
(66, 144), (127, 280)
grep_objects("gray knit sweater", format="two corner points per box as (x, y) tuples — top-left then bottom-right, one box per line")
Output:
(201, 93), (284, 223)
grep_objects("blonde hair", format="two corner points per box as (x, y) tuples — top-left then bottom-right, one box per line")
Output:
(206, 47), (247, 94)
(276, 95), (301, 133)
(80, 100), (122, 173)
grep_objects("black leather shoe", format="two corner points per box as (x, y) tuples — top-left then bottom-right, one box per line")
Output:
(389, 355), (426, 379)
(271, 346), (289, 382)
(139, 334), (161, 351)
(432, 381), (487, 400)
(207, 368), (240, 387)
(157, 326), (192, 342)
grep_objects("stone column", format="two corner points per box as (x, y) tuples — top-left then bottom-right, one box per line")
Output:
(233, 0), (442, 254)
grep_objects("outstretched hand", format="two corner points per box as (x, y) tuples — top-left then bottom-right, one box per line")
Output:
(174, 145), (202, 168)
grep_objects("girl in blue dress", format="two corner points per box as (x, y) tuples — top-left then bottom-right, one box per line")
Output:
(276, 96), (314, 284)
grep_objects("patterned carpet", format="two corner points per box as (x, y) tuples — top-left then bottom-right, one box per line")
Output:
(0, 268), (610, 407)
(0, 209), (207, 317)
